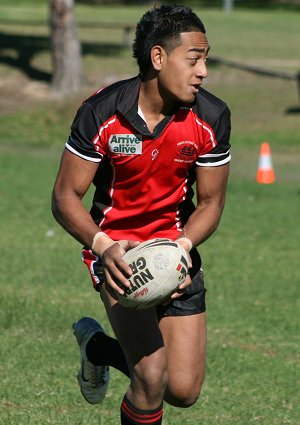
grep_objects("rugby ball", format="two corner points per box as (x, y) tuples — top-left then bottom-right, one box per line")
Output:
(116, 238), (189, 310)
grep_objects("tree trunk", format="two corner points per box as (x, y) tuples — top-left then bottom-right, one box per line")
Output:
(223, 0), (234, 13)
(49, 0), (82, 96)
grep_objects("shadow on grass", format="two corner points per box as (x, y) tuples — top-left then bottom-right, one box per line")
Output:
(0, 31), (129, 82)
(285, 106), (300, 114)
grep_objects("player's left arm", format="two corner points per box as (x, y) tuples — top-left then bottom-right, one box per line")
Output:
(180, 163), (230, 249)
(172, 163), (229, 297)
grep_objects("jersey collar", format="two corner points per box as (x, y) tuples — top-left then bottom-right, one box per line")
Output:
(117, 76), (177, 138)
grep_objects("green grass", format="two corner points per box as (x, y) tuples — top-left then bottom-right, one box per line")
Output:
(1, 148), (299, 425)
(0, 3), (300, 425)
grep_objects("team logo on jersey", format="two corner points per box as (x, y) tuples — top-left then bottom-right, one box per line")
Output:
(151, 149), (159, 161)
(109, 134), (142, 155)
(175, 141), (198, 163)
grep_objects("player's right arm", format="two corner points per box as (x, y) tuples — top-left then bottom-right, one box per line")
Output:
(51, 149), (135, 294)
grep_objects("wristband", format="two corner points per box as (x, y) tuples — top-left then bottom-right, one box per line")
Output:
(91, 231), (109, 251)
(177, 237), (193, 252)
(92, 231), (117, 258)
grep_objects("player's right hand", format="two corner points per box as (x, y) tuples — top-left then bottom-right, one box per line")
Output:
(102, 240), (140, 296)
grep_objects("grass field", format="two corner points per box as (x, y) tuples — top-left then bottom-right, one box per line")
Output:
(0, 3), (299, 425)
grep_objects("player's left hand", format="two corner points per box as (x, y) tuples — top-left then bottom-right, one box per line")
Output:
(176, 237), (193, 267)
(170, 238), (193, 299)
(170, 273), (192, 299)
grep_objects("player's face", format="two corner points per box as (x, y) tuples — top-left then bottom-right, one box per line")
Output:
(158, 32), (209, 104)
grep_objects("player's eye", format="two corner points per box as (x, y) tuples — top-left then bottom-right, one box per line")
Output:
(188, 57), (208, 65)
(188, 57), (200, 64)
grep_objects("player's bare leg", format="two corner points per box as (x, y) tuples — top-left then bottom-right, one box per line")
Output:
(100, 284), (166, 423)
(159, 312), (206, 407)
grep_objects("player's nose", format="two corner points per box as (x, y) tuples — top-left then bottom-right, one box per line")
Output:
(196, 60), (208, 79)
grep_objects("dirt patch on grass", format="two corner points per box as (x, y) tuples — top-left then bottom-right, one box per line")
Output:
(0, 73), (51, 115)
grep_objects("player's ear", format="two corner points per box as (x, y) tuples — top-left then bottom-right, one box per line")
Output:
(151, 45), (165, 71)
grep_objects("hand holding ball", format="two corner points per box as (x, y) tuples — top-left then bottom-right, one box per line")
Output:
(115, 238), (189, 309)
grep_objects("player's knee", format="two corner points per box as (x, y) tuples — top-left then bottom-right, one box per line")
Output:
(132, 356), (168, 401)
(138, 363), (168, 394)
(179, 389), (200, 408)
(167, 388), (200, 408)
(165, 376), (204, 408)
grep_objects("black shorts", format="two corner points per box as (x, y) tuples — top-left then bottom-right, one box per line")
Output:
(82, 247), (206, 317)
(157, 267), (206, 317)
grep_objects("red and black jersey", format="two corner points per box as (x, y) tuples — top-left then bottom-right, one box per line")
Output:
(66, 76), (231, 242)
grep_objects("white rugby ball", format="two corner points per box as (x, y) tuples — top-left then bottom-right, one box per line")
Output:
(116, 238), (189, 310)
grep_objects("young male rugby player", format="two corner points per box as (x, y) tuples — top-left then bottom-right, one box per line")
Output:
(52, 5), (231, 424)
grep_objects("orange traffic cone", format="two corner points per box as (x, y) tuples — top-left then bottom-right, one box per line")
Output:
(256, 142), (275, 184)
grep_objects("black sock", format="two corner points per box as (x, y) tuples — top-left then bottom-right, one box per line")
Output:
(121, 395), (163, 425)
(86, 331), (130, 377)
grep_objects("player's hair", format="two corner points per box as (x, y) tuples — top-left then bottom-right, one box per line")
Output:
(133, 5), (206, 78)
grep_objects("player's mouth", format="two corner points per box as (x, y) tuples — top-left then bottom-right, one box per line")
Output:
(191, 84), (200, 93)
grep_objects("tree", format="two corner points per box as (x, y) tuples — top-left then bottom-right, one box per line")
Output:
(49, 0), (82, 96)
(224, 0), (234, 13)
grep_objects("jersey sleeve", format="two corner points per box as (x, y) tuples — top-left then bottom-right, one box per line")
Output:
(196, 105), (231, 167)
(65, 102), (104, 163)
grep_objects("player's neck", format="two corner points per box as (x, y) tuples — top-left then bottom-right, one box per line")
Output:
(139, 80), (176, 132)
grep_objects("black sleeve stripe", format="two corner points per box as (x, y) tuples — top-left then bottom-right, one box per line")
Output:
(196, 149), (231, 167)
